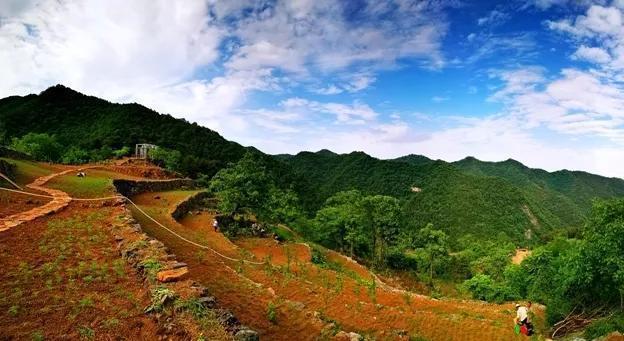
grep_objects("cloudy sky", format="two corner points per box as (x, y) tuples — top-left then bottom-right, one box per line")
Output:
(2, 0), (624, 177)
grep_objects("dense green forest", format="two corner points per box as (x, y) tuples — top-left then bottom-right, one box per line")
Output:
(0, 85), (247, 177)
(5, 86), (624, 336)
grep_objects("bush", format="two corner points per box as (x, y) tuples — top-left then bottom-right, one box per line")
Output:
(385, 248), (419, 270)
(62, 147), (91, 164)
(10, 133), (63, 162)
(584, 314), (624, 340)
(463, 274), (517, 303)
(112, 146), (131, 158)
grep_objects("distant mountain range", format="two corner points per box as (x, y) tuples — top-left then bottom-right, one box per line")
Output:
(3, 85), (624, 245)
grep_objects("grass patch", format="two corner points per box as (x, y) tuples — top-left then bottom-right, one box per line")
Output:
(77, 326), (94, 340)
(47, 172), (114, 198)
(7, 305), (19, 317)
(267, 301), (277, 324)
(139, 258), (163, 282)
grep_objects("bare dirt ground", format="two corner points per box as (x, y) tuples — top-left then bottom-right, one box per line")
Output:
(0, 159), (542, 340)
(0, 203), (160, 340)
(131, 189), (533, 341)
(0, 161), (227, 340)
(512, 249), (531, 265)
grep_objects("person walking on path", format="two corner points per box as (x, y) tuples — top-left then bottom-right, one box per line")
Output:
(213, 218), (219, 232)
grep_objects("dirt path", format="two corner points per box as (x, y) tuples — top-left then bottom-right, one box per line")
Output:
(0, 167), (91, 232)
(512, 249), (531, 265)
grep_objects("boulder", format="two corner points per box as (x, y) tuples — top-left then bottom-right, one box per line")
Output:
(234, 329), (259, 341)
(171, 262), (187, 269)
(156, 267), (188, 283)
(197, 296), (216, 309)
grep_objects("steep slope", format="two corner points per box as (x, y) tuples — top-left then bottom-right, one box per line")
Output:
(452, 157), (624, 227)
(284, 151), (549, 245)
(0, 85), (247, 176)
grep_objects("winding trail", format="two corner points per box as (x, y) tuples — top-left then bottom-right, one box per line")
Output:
(0, 167), (90, 231)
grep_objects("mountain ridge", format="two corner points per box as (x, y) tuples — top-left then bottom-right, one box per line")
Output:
(3, 85), (624, 245)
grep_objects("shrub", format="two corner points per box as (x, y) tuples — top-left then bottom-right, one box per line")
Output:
(267, 302), (277, 324)
(463, 274), (517, 303)
(10, 133), (63, 162)
(62, 147), (91, 164)
(584, 314), (624, 340)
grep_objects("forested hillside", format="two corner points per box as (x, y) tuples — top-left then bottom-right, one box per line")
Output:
(453, 157), (624, 216)
(0, 85), (247, 176)
(3, 86), (624, 246)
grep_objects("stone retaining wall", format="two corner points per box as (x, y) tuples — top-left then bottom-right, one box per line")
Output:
(0, 159), (16, 180)
(171, 191), (216, 220)
(113, 178), (195, 197)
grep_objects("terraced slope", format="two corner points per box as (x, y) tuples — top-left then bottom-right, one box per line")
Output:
(130, 189), (534, 340)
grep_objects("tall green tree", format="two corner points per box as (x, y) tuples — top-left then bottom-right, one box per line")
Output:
(210, 152), (271, 218)
(10, 132), (63, 162)
(314, 190), (366, 256)
(414, 224), (449, 285)
(362, 195), (402, 268)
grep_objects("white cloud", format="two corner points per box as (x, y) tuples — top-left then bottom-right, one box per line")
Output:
(477, 10), (509, 27)
(548, 4), (624, 71)
(431, 96), (449, 103)
(280, 97), (378, 124)
(572, 45), (612, 63)
(0, 0), (222, 98)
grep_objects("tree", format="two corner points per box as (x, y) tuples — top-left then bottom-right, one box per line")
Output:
(10, 133), (63, 162)
(112, 146), (131, 158)
(313, 190), (366, 256)
(581, 199), (624, 309)
(62, 146), (91, 164)
(362, 195), (402, 268)
(209, 152), (271, 218)
(414, 224), (449, 285)
(148, 147), (182, 172)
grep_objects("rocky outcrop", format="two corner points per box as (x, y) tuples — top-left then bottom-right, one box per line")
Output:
(113, 178), (195, 197)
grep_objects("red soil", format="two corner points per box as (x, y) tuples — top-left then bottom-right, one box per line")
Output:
(0, 203), (159, 340)
(131, 190), (529, 341)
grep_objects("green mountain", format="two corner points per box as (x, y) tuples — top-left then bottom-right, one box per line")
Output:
(284, 151), (548, 244)
(284, 150), (624, 245)
(452, 157), (624, 223)
(0, 85), (247, 176)
(3, 85), (624, 246)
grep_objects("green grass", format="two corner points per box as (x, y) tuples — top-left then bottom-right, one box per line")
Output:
(46, 171), (115, 198)
(0, 158), (56, 185)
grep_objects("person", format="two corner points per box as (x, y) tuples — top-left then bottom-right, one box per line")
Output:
(213, 218), (219, 232)
(514, 302), (534, 336)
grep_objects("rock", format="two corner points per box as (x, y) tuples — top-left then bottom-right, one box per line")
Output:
(267, 287), (276, 296)
(335, 331), (349, 339)
(197, 296), (216, 309)
(171, 262), (187, 269)
(131, 224), (142, 232)
(114, 235), (124, 242)
(234, 329), (259, 341)
(165, 254), (176, 260)
(285, 300), (305, 311)
(216, 309), (238, 327)
(154, 195), (161, 199)
(156, 267), (188, 283)
(347, 332), (363, 341)
(149, 239), (164, 248)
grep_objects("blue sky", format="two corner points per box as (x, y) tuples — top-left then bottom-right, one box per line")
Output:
(2, 0), (624, 177)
